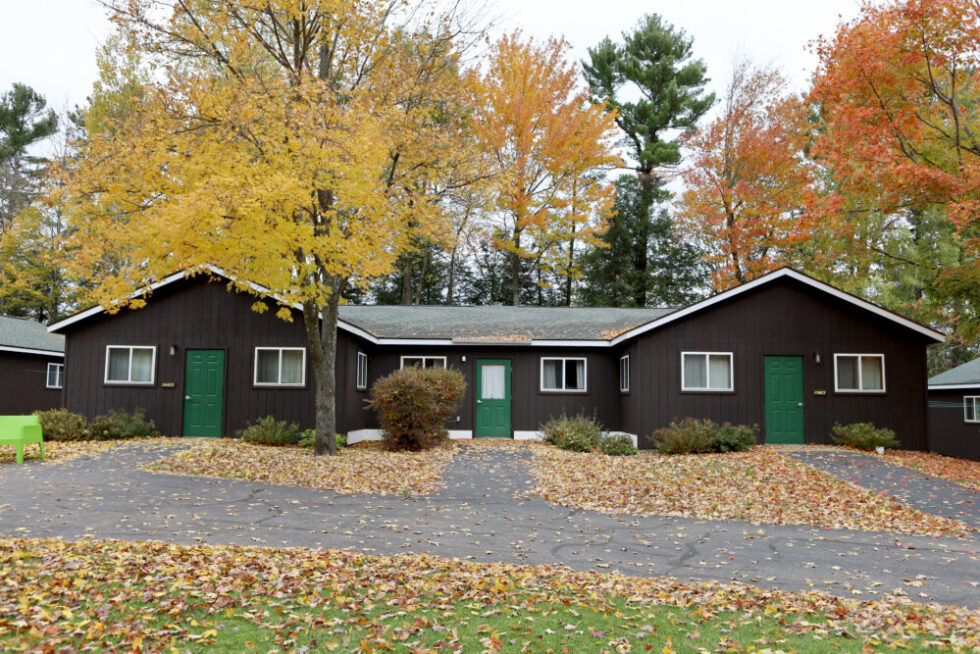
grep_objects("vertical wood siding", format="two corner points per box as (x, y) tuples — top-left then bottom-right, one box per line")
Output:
(62, 278), (318, 436)
(621, 278), (931, 449)
(928, 389), (980, 461)
(0, 352), (63, 414)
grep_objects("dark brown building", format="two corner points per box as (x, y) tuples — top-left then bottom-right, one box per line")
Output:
(928, 359), (980, 461)
(0, 315), (65, 415)
(49, 267), (945, 450)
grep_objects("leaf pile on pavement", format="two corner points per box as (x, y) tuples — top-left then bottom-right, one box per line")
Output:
(882, 450), (980, 491)
(531, 445), (970, 536)
(1, 537), (978, 653)
(0, 441), (117, 466)
(147, 439), (455, 494)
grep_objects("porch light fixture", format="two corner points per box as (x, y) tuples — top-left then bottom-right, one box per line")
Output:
(169, 345), (177, 356)
(814, 351), (821, 364)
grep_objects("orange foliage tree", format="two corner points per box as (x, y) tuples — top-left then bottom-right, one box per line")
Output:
(677, 60), (817, 289)
(469, 33), (620, 305)
(809, 0), (980, 331)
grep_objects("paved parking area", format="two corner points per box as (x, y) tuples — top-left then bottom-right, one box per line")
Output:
(0, 442), (977, 607)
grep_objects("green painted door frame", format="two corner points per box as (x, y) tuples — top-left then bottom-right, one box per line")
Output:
(183, 349), (225, 437)
(764, 356), (804, 444)
(475, 359), (511, 438)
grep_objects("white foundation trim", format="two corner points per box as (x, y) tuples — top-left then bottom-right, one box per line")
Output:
(346, 428), (473, 444)
(514, 430), (545, 441)
(346, 428), (383, 444)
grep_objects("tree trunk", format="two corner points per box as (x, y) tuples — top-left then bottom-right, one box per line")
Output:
(400, 262), (413, 304)
(510, 231), (522, 306)
(303, 288), (340, 456)
(634, 172), (656, 306)
(446, 246), (457, 304)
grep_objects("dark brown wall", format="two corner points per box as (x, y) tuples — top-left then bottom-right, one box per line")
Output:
(621, 278), (933, 449)
(928, 389), (980, 461)
(62, 277), (319, 436)
(339, 345), (620, 434)
(0, 351), (63, 414)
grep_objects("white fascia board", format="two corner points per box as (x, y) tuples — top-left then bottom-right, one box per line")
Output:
(928, 384), (980, 390)
(610, 268), (946, 346)
(0, 345), (65, 357)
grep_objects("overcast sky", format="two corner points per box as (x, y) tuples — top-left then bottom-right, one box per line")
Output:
(1, 0), (864, 119)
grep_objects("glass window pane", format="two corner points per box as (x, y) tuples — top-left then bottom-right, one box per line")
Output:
(837, 356), (859, 390)
(257, 350), (280, 383)
(131, 348), (153, 382)
(684, 354), (706, 389)
(564, 359), (584, 390)
(620, 358), (629, 390)
(107, 348), (130, 381)
(708, 355), (731, 389)
(280, 350), (303, 384)
(542, 360), (561, 390)
(427, 358), (445, 369)
(481, 364), (506, 399)
(48, 365), (59, 387)
(967, 398), (977, 422)
(403, 357), (423, 369)
(357, 354), (367, 388)
(861, 357), (883, 390)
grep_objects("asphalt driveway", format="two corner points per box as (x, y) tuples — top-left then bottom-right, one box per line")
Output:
(0, 441), (978, 608)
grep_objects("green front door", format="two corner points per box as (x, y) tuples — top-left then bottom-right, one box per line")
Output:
(764, 356), (804, 444)
(475, 359), (511, 438)
(183, 350), (225, 437)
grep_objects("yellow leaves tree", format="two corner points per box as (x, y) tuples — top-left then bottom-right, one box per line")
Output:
(676, 60), (817, 290)
(59, 0), (473, 454)
(469, 33), (620, 305)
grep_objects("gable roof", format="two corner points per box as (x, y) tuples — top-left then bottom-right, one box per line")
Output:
(47, 265), (945, 346)
(929, 357), (980, 389)
(0, 315), (64, 356)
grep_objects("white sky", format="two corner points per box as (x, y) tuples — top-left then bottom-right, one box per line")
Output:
(0, 0), (865, 120)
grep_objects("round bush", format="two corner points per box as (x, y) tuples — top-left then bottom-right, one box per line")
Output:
(541, 413), (602, 452)
(367, 367), (466, 451)
(33, 409), (89, 441)
(237, 415), (302, 446)
(89, 408), (159, 440)
(599, 433), (637, 456)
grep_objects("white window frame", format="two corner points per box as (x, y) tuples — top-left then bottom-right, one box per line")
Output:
(104, 346), (157, 385)
(619, 355), (630, 393)
(539, 357), (588, 392)
(46, 362), (64, 389)
(356, 352), (368, 390)
(965, 396), (980, 424)
(253, 347), (306, 387)
(680, 351), (734, 392)
(399, 356), (447, 370)
(833, 354), (886, 393)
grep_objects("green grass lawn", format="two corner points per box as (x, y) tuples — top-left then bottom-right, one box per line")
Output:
(1, 538), (976, 653)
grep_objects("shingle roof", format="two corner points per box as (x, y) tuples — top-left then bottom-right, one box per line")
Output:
(337, 305), (676, 341)
(929, 357), (980, 386)
(0, 315), (64, 353)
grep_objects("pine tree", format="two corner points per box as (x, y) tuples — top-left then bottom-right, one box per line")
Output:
(581, 14), (714, 305)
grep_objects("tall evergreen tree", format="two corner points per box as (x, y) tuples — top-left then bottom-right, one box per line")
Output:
(0, 83), (57, 234)
(581, 14), (714, 305)
(579, 176), (704, 307)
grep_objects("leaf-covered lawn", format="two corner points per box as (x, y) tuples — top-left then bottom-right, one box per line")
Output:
(1, 538), (977, 653)
(147, 439), (455, 495)
(532, 446), (970, 536)
(882, 450), (980, 491)
(0, 441), (117, 466)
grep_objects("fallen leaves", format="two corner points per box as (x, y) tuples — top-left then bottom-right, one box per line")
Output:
(0, 537), (978, 652)
(881, 450), (980, 491)
(531, 445), (970, 536)
(0, 440), (118, 466)
(146, 439), (456, 495)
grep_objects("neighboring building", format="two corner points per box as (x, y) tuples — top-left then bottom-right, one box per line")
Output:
(928, 358), (980, 461)
(48, 267), (944, 449)
(0, 315), (65, 415)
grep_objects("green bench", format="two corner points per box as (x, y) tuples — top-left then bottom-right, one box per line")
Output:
(0, 415), (45, 464)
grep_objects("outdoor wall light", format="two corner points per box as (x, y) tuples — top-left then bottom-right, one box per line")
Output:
(814, 351), (821, 364)
(169, 345), (177, 356)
